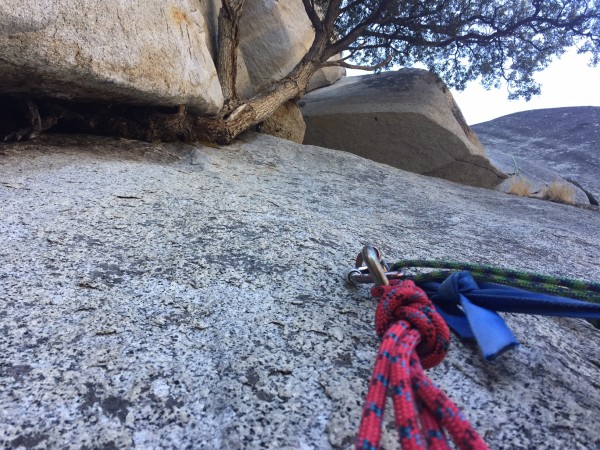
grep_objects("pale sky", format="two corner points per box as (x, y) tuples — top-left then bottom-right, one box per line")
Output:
(347, 47), (600, 125)
(453, 48), (600, 124)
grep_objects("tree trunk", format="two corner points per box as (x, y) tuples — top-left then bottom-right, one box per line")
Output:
(193, 72), (314, 144)
(216, 1), (246, 112)
(194, 31), (328, 144)
(187, 1), (331, 144)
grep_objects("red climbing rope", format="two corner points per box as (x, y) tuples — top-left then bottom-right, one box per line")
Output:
(356, 279), (489, 450)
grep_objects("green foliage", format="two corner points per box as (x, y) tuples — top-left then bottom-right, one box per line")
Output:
(328, 0), (600, 99)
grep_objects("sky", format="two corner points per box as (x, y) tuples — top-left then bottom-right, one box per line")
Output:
(347, 47), (600, 125)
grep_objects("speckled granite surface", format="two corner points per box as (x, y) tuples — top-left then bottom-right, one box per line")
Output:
(1, 133), (599, 449)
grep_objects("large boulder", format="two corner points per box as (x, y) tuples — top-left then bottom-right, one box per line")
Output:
(1, 133), (599, 449)
(260, 100), (306, 143)
(0, 0), (223, 114)
(301, 70), (507, 189)
(202, 0), (343, 98)
(306, 56), (347, 92)
(236, 0), (314, 98)
(0, 0), (342, 114)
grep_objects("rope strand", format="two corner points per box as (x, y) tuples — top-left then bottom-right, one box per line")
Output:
(391, 260), (600, 303)
(356, 280), (488, 450)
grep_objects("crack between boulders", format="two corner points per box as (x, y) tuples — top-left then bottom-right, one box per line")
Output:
(421, 145), (507, 181)
(565, 177), (599, 205)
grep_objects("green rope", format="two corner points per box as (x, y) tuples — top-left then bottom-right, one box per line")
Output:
(390, 260), (600, 304)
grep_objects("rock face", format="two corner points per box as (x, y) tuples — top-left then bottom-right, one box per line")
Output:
(237, 0), (314, 98)
(473, 107), (600, 204)
(197, 0), (317, 99)
(488, 149), (590, 205)
(0, 0), (223, 114)
(260, 100), (306, 143)
(1, 133), (599, 449)
(307, 56), (347, 92)
(0, 0), (57, 34)
(0, 0), (341, 114)
(301, 70), (506, 189)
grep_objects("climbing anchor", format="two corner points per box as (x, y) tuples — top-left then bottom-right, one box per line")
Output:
(349, 246), (489, 450)
(343, 246), (403, 286)
(348, 245), (600, 449)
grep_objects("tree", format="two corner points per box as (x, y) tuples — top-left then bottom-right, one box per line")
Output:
(197, 0), (600, 143)
(6, 1), (600, 144)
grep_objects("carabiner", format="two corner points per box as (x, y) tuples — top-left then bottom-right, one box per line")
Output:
(344, 246), (402, 286)
(360, 246), (389, 286)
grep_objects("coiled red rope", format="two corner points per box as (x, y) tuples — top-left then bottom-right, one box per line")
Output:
(356, 279), (489, 450)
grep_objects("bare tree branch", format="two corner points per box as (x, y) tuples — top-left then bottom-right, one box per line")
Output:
(322, 0), (343, 36)
(322, 54), (394, 71)
(325, 0), (395, 58)
(302, 0), (322, 31)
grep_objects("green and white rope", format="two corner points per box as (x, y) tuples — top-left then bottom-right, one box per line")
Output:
(390, 260), (600, 304)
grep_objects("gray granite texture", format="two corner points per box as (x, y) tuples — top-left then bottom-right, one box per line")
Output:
(1, 133), (599, 449)
(487, 148), (591, 205)
(301, 71), (506, 190)
(473, 107), (600, 203)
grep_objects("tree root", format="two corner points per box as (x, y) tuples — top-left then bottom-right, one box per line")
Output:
(2, 99), (59, 142)
(0, 97), (233, 144)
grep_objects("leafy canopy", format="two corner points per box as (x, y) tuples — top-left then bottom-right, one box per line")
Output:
(309, 0), (600, 99)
